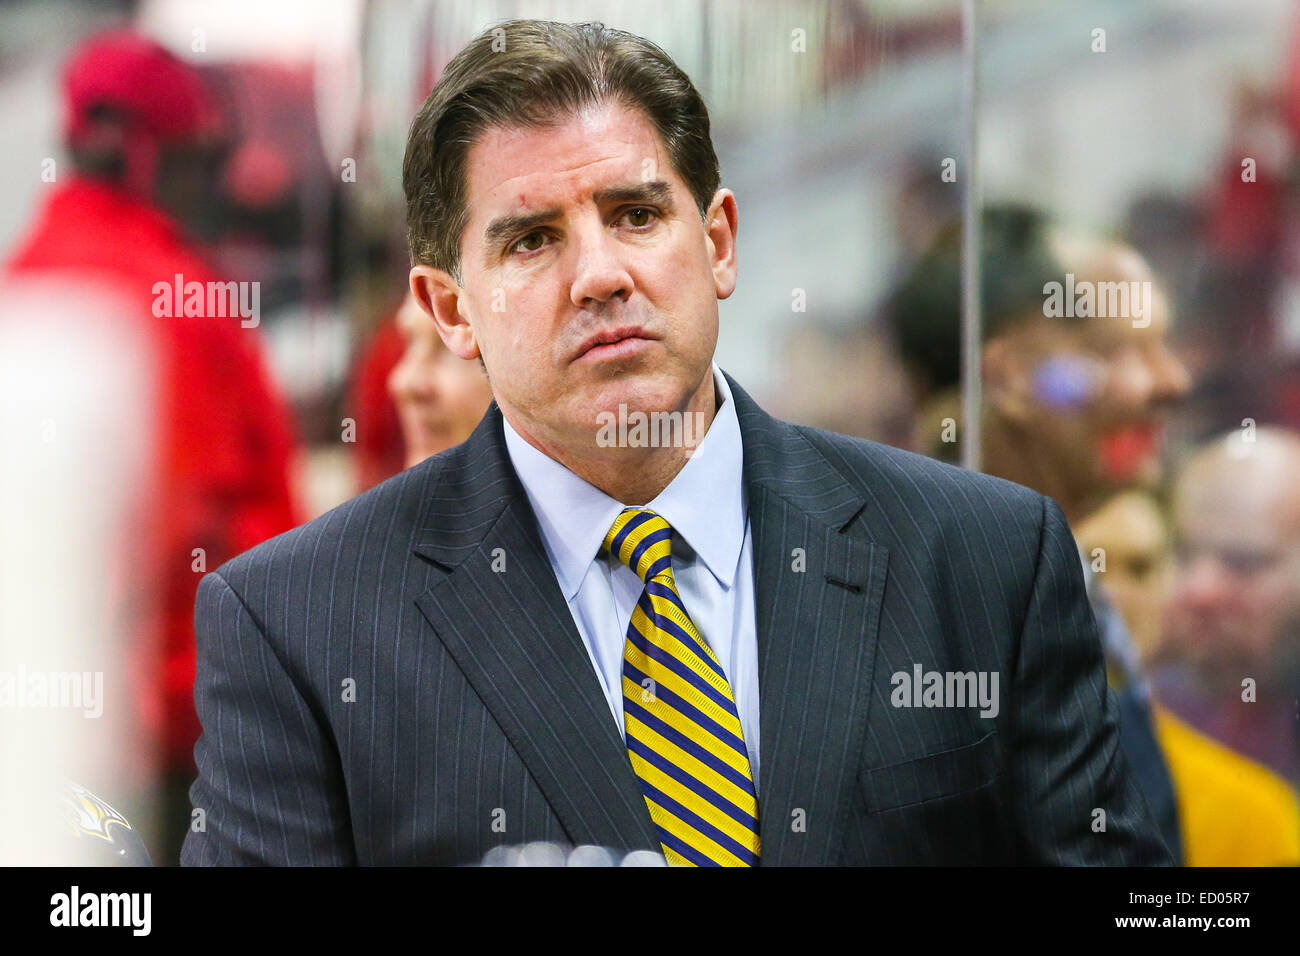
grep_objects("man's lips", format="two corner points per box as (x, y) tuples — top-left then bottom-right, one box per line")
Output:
(1098, 421), (1163, 479)
(573, 325), (656, 362)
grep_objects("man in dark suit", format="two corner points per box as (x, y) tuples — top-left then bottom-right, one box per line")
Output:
(183, 19), (1172, 866)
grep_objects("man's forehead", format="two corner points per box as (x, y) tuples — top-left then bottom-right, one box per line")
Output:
(1176, 477), (1280, 538)
(463, 104), (676, 213)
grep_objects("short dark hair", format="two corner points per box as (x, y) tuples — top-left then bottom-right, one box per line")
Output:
(887, 203), (1063, 396)
(402, 19), (720, 282)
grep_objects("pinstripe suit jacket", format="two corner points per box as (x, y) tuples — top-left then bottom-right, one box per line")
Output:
(182, 370), (1174, 866)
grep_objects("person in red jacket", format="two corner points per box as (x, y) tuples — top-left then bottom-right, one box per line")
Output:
(4, 29), (300, 864)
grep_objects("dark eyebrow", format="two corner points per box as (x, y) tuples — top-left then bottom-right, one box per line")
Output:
(592, 180), (675, 209)
(481, 180), (677, 255)
(482, 207), (561, 254)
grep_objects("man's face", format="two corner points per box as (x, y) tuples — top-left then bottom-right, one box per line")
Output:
(412, 101), (736, 455)
(387, 293), (494, 467)
(1164, 453), (1300, 676)
(155, 140), (230, 240)
(986, 266), (1190, 503)
(1075, 492), (1173, 663)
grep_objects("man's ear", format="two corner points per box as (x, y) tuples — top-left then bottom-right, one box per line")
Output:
(982, 335), (1036, 423)
(705, 188), (739, 300)
(410, 265), (479, 360)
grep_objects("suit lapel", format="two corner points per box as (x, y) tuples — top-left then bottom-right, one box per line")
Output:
(411, 403), (661, 855)
(726, 372), (889, 866)
(409, 373), (889, 865)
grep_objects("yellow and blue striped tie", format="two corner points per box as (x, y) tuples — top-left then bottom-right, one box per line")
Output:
(602, 508), (761, 867)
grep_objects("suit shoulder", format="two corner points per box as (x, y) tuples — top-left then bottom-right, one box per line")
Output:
(774, 421), (1060, 564)
(796, 423), (1040, 503)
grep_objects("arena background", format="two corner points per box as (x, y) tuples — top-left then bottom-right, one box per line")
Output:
(1, 0), (1297, 868)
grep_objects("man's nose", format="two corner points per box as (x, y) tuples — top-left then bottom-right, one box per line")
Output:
(1147, 343), (1191, 405)
(1174, 552), (1231, 609)
(388, 353), (438, 403)
(568, 224), (633, 308)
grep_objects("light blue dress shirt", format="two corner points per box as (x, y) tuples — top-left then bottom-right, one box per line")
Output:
(501, 362), (760, 787)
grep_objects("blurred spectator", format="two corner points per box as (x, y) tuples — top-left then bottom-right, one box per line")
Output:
(1152, 706), (1300, 865)
(348, 291), (494, 487)
(1076, 491), (1173, 667)
(889, 205), (1190, 518)
(1079, 490), (1300, 865)
(3, 29), (300, 863)
(386, 291), (494, 468)
(349, 303), (407, 491)
(890, 203), (1300, 864)
(890, 206), (1062, 462)
(1158, 425), (1300, 787)
(890, 204), (1190, 862)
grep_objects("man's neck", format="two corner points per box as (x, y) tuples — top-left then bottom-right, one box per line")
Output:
(507, 372), (720, 505)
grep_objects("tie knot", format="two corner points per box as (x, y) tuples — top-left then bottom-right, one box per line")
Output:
(602, 508), (674, 584)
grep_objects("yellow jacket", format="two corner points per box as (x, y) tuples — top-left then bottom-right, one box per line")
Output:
(1153, 705), (1300, 866)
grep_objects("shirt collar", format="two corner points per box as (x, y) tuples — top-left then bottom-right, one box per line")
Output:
(501, 361), (746, 601)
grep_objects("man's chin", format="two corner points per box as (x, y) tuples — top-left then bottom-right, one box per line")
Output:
(577, 372), (689, 419)
(1107, 455), (1163, 490)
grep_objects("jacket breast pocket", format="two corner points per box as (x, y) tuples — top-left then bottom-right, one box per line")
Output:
(858, 729), (1004, 814)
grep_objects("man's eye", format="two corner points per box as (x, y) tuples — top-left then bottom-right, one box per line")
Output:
(510, 232), (547, 255)
(1125, 556), (1153, 579)
(1221, 549), (1271, 575)
(624, 207), (657, 227)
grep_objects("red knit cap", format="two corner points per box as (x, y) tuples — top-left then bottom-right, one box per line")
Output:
(63, 28), (220, 144)
(62, 29), (223, 196)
